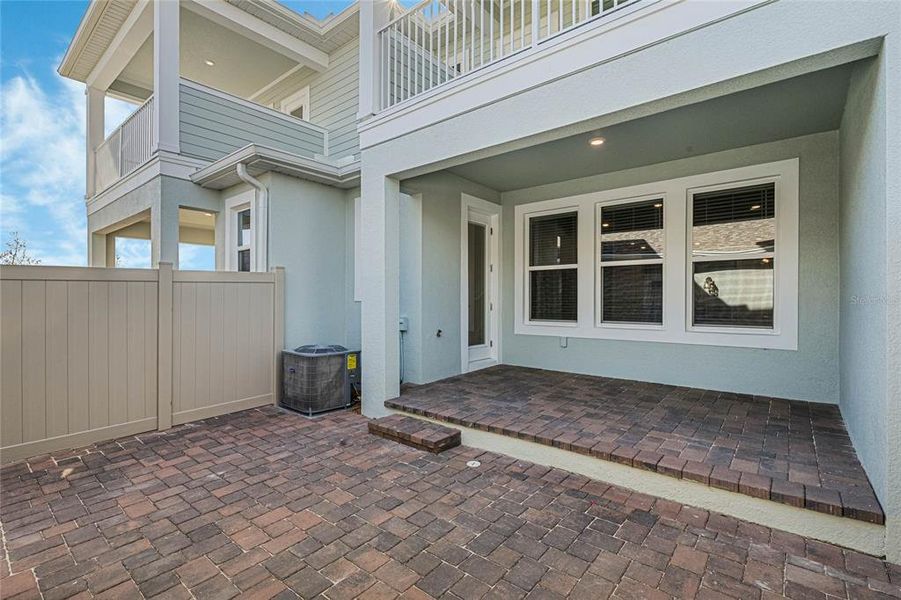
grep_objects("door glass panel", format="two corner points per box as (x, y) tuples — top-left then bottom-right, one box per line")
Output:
(468, 222), (486, 347)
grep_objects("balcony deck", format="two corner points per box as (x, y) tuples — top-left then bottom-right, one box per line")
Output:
(387, 365), (883, 525)
(92, 80), (330, 196)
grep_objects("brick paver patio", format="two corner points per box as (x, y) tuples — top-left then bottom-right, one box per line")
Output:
(388, 366), (883, 524)
(2, 406), (898, 599)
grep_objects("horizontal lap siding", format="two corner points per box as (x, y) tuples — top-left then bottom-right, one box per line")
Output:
(179, 84), (326, 162)
(255, 38), (360, 159)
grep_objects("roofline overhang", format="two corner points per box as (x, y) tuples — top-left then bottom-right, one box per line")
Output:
(190, 144), (361, 190)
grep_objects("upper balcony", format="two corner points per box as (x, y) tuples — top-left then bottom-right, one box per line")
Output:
(358, 0), (771, 151)
(93, 79), (329, 194)
(377, 0), (646, 111)
(59, 0), (359, 201)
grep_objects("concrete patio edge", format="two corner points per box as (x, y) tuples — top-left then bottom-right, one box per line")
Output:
(391, 410), (887, 558)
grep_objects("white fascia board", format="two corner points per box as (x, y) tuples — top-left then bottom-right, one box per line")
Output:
(185, 0), (329, 72)
(86, 1), (154, 91)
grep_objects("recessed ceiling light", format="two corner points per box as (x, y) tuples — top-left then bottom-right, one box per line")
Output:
(750, 204), (761, 210)
(204, 59), (215, 67)
(653, 203), (662, 208)
(203, 212), (213, 217)
(762, 258), (770, 263)
(589, 136), (605, 147)
(602, 222), (610, 228)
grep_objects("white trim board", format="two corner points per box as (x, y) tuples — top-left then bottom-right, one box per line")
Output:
(513, 159), (799, 350)
(461, 194), (502, 372)
(392, 411), (886, 557)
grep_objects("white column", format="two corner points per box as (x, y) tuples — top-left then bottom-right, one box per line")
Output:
(360, 162), (400, 417)
(358, 0), (391, 118)
(85, 87), (105, 198)
(153, 0), (180, 154)
(151, 196), (179, 269)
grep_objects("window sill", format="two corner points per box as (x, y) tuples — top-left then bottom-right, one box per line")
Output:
(513, 322), (797, 351)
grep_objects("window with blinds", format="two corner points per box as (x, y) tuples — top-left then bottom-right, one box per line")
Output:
(528, 211), (577, 321)
(599, 199), (664, 324)
(691, 183), (775, 328)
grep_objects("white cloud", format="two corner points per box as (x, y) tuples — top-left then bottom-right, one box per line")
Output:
(0, 69), (135, 265)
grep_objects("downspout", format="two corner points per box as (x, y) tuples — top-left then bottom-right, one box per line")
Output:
(236, 163), (269, 272)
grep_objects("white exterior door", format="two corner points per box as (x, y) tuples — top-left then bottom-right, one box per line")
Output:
(461, 195), (500, 370)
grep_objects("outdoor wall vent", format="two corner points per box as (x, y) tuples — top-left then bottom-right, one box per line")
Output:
(281, 345), (360, 416)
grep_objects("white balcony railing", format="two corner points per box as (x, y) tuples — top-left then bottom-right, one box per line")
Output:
(379, 0), (639, 110)
(95, 96), (156, 193)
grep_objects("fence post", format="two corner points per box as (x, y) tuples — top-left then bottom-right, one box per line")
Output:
(157, 262), (173, 430)
(272, 266), (285, 406)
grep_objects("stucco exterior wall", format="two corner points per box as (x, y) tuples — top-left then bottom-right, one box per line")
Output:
(840, 58), (888, 507)
(400, 172), (501, 384)
(500, 132), (840, 403)
(265, 173), (355, 350)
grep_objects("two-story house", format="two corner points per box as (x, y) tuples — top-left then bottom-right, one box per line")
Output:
(61, 0), (899, 562)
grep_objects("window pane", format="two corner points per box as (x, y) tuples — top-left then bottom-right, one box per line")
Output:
(692, 183), (775, 255)
(600, 199), (663, 261)
(602, 264), (662, 324)
(529, 212), (577, 266)
(693, 259), (774, 327)
(238, 249), (251, 272)
(468, 222), (486, 346)
(238, 209), (252, 247)
(530, 269), (577, 321)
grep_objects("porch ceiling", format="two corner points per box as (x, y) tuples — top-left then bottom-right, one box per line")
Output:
(447, 63), (856, 192)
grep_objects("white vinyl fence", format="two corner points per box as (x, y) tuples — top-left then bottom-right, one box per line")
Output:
(0, 264), (284, 463)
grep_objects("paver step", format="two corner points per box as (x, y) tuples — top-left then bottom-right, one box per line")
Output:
(369, 414), (461, 453)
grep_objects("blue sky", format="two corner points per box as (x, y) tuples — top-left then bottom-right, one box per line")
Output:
(0, 0), (351, 269)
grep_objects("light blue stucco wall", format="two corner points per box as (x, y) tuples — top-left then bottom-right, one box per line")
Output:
(500, 131), (841, 403)
(840, 57), (888, 504)
(266, 173), (358, 350)
(400, 172), (501, 384)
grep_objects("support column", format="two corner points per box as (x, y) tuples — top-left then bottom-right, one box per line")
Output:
(89, 232), (109, 267)
(153, 0), (180, 154)
(358, 0), (391, 118)
(85, 87), (105, 198)
(360, 162), (400, 417)
(151, 196), (179, 269)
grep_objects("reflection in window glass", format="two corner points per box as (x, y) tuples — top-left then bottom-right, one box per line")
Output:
(528, 212), (578, 322)
(600, 199), (663, 261)
(692, 183), (774, 256)
(238, 209), (252, 248)
(692, 183), (775, 328)
(599, 199), (663, 324)
(693, 259), (774, 327)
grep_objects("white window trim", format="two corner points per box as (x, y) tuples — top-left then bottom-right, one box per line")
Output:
(513, 158), (799, 350)
(224, 190), (265, 272)
(595, 193), (667, 330)
(523, 205), (580, 327)
(281, 86), (310, 121)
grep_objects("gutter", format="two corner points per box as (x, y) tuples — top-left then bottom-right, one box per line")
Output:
(236, 163), (270, 272)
